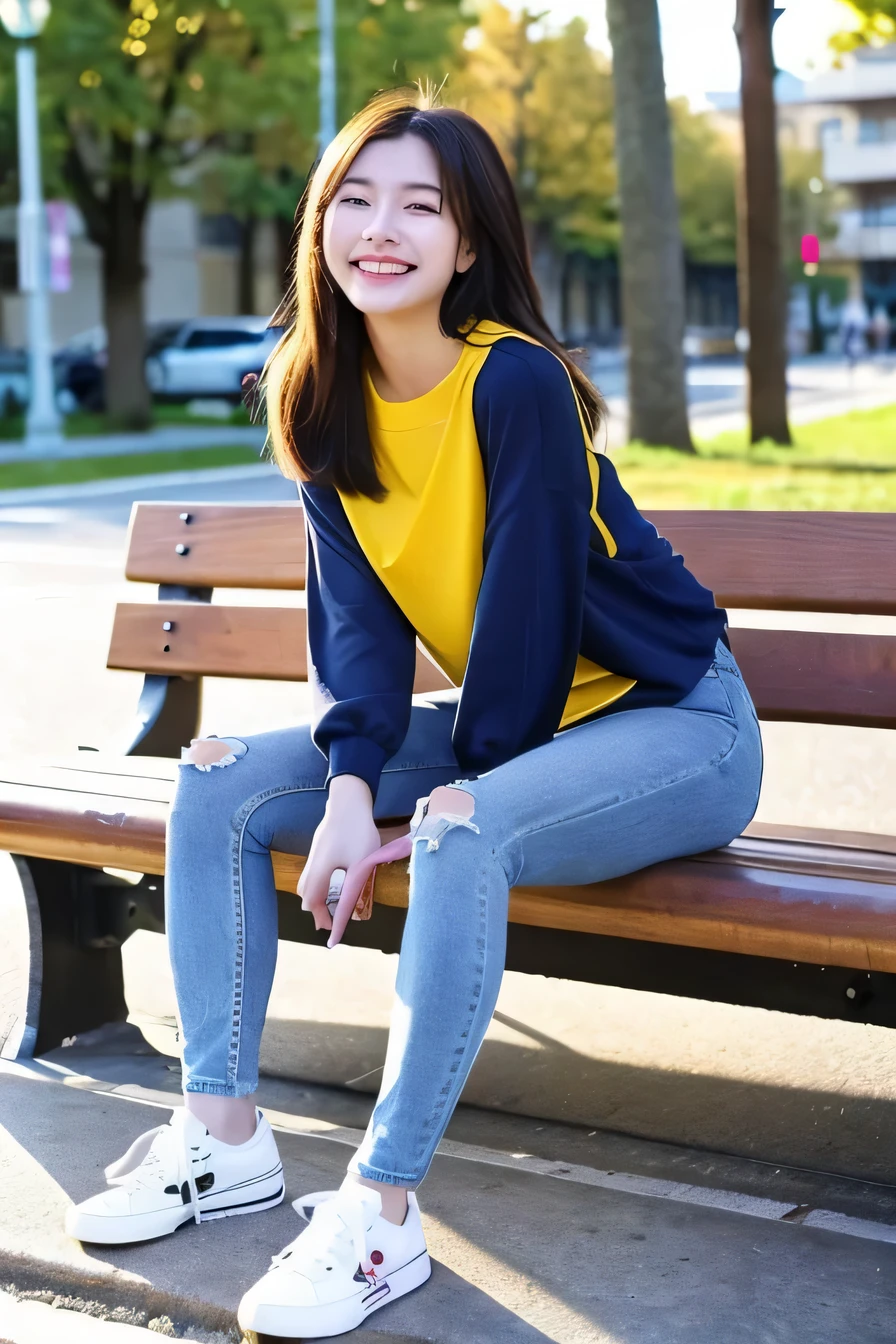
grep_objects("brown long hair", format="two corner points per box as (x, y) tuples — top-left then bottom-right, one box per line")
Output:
(264, 85), (604, 497)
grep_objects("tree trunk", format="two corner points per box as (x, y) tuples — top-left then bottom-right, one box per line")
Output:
(274, 210), (296, 297)
(735, 0), (792, 444)
(102, 140), (151, 430)
(238, 213), (257, 314)
(605, 0), (694, 451)
(528, 222), (564, 336)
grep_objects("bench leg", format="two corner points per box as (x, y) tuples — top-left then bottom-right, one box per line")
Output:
(123, 672), (203, 759)
(1, 857), (132, 1057)
(0, 852), (42, 1059)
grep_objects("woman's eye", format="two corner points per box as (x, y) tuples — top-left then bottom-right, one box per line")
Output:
(341, 196), (369, 207)
(407, 203), (438, 214)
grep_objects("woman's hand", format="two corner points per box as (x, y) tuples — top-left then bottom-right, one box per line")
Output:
(298, 775), (382, 935)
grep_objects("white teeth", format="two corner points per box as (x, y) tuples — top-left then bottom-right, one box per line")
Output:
(357, 260), (411, 275)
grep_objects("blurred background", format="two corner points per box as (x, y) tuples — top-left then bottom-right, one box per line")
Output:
(0, 0), (890, 451)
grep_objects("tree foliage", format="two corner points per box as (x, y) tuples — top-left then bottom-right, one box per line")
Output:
(36, 1), (316, 236)
(451, 5), (618, 256)
(670, 99), (738, 263)
(450, 5), (739, 265)
(830, 0), (896, 51)
(0, 0), (467, 419)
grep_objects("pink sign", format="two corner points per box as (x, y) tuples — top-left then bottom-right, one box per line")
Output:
(47, 200), (71, 293)
(801, 234), (820, 265)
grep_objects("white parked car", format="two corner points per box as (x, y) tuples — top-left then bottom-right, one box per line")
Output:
(145, 316), (283, 401)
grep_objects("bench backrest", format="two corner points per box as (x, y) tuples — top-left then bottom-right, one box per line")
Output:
(109, 501), (896, 729)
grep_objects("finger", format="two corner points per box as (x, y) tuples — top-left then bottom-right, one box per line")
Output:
(323, 869), (346, 931)
(300, 861), (335, 931)
(326, 836), (413, 948)
(327, 865), (366, 948)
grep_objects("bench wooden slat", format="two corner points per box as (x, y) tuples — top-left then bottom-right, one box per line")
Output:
(124, 504), (896, 616)
(0, 776), (168, 873)
(649, 510), (896, 616)
(107, 604), (896, 728)
(2, 758), (895, 974)
(274, 839), (896, 972)
(108, 602), (308, 681)
(729, 627), (896, 728)
(125, 501), (305, 590)
(107, 602), (454, 690)
(745, 819), (896, 857)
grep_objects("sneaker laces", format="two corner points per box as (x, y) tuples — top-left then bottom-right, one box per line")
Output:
(104, 1111), (202, 1226)
(271, 1190), (375, 1277)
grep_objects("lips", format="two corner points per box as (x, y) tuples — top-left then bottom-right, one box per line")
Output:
(351, 258), (417, 275)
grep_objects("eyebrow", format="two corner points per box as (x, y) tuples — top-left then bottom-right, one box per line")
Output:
(340, 176), (442, 194)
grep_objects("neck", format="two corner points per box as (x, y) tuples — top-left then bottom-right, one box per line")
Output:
(364, 306), (463, 402)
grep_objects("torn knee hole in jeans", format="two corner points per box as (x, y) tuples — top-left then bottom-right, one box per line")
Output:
(179, 735), (248, 772)
(411, 784), (479, 852)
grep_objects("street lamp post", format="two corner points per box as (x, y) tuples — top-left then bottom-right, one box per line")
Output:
(0, 0), (63, 451)
(317, 0), (337, 151)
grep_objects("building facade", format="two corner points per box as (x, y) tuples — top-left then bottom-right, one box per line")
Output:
(806, 44), (896, 315)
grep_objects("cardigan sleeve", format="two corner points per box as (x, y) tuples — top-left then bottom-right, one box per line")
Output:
(453, 339), (594, 775)
(301, 481), (417, 799)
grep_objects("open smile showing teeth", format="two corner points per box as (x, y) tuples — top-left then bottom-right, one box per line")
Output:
(354, 260), (414, 275)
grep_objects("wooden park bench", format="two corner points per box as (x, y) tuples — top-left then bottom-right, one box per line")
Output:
(1, 500), (895, 1060)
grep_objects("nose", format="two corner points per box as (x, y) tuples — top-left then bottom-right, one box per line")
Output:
(361, 202), (401, 247)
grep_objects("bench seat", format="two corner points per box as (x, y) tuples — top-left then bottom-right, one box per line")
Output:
(3, 754), (895, 975)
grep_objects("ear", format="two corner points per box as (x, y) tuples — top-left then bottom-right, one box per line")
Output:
(455, 240), (476, 275)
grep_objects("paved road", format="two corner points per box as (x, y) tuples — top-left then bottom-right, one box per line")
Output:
(592, 352), (896, 444)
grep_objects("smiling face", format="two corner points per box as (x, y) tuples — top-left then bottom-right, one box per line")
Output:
(322, 133), (474, 318)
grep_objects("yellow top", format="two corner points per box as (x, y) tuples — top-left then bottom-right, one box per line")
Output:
(338, 322), (635, 728)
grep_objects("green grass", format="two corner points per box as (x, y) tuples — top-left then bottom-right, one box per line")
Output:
(0, 443), (263, 492)
(613, 403), (896, 511)
(0, 401), (251, 441)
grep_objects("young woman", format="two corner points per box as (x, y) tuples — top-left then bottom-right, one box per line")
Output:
(66, 89), (763, 1338)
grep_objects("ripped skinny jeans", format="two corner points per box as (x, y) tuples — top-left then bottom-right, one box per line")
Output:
(166, 637), (762, 1187)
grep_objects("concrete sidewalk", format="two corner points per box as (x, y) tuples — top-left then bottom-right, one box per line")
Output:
(2, 1031), (896, 1344)
(0, 1289), (211, 1344)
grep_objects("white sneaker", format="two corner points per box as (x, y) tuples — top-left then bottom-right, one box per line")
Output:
(65, 1107), (284, 1245)
(237, 1184), (431, 1338)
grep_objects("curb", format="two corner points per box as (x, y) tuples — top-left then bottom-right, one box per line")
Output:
(0, 463), (284, 507)
(0, 1253), (239, 1343)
